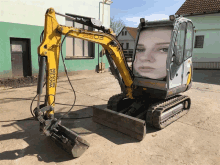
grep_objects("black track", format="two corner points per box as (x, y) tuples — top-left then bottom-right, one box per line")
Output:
(107, 93), (191, 130)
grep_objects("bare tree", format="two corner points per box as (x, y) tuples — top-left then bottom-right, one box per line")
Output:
(110, 16), (125, 36)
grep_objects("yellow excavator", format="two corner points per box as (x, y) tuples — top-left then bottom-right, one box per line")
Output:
(31, 8), (194, 158)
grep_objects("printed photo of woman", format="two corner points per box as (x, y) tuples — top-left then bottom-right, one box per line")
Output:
(133, 26), (173, 80)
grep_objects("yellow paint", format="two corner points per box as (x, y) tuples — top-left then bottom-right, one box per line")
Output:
(187, 66), (192, 85)
(38, 7), (134, 114)
(168, 91), (173, 95)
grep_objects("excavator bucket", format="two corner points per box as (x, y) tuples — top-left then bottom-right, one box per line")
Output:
(92, 105), (146, 141)
(35, 56), (89, 158)
(49, 123), (90, 158)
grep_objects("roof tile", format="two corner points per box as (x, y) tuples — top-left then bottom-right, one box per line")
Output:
(176, 0), (220, 16)
(125, 27), (138, 40)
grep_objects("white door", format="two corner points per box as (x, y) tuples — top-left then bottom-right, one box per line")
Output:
(169, 22), (187, 88)
(182, 22), (194, 85)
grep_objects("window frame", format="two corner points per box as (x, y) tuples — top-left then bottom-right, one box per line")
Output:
(65, 21), (95, 60)
(194, 35), (204, 48)
(126, 43), (129, 49)
(121, 43), (124, 49)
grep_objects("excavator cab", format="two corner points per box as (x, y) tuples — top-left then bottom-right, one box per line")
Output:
(131, 16), (194, 100)
(94, 16), (194, 139)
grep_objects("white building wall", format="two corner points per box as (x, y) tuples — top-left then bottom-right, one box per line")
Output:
(117, 28), (136, 49)
(117, 28), (134, 41)
(117, 28), (135, 49)
(185, 13), (220, 69)
(0, 0), (111, 28)
(119, 41), (135, 50)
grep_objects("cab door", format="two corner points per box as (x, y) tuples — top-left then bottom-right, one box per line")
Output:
(182, 22), (194, 85)
(169, 22), (187, 88)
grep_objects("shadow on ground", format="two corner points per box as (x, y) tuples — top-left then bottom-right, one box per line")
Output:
(0, 98), (158, 163)
(0, 119), (75, 162)
(193, 69), (220, 85)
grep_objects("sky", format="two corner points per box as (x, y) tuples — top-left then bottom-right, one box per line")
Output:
(110, 0), (186, 27)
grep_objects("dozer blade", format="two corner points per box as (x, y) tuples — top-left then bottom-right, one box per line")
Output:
(49, 123), (90, 158)
(92, 105), (146, 141)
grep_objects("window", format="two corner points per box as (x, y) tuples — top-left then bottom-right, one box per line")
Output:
(65, 18), (95, 58)
(174, 22), (186, 65)
(194, 35), (204, 48)
(170, 23), (186, 80)
(184, 22), (193, 60)
(121, 43), (124, 49)
(122, 31), (124, 36)
(126, 43), (129, 49)
(125, 31), (127, 35)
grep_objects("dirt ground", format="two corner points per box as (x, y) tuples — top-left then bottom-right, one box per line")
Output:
(0, 69), (220, 165)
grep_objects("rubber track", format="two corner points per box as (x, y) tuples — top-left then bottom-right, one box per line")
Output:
(107, 93), (125, 111)
(153, 95), (190, 129)
(146, 95), (190, 129)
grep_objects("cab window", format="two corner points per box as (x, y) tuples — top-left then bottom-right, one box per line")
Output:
(174, 22), (186, 65)
(184, 22), (193, 60)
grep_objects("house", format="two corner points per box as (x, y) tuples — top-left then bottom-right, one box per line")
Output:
(176, 0), (220, 69)
(117, 27), (138, 60)
(0, 0), (112, 79)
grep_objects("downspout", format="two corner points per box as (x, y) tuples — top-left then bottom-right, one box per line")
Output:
(101, 0), (105, 72)
(98, 1), (112, 73)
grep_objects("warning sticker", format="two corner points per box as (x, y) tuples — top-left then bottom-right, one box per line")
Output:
(49, 69), (56, 88)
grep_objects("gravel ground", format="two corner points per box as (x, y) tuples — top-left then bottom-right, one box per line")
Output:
(0, 69), (220, 165)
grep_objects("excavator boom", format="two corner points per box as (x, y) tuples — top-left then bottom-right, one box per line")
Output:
(38, 8), (134, 103)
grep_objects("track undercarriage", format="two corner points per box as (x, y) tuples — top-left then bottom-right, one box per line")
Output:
(93, 93), (191, 140)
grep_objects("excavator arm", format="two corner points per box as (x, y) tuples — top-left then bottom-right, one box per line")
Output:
(38, 8), (133, 111)
(34, 8), (135, 158)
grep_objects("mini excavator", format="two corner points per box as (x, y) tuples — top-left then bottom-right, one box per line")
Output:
(32, 8), (194, 158)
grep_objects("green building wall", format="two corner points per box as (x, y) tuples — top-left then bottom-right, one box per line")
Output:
(185, 14), (220, 63)
(0, 21), (109, 79)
